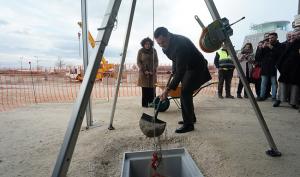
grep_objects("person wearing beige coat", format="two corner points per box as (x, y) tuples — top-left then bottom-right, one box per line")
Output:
(237, 42), (255, 98)
(137, 37), (158, 107)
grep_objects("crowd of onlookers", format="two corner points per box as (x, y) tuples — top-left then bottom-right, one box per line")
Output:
(214, 27), (300, 113)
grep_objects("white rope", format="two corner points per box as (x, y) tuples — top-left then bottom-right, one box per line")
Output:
(152, 0), (158, 148)
(151, 0), (164, 158)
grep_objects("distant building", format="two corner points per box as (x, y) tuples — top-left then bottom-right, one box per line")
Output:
(243, 20), (290, 50)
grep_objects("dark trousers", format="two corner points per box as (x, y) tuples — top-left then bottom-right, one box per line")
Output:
(237, 78), (261, 97)
(218, 69), (234, 96)
(142, 87), (155, 107)
(237, 64), (250, 96)
(237, 78), (247, 96)
(180, 71), (201, 125)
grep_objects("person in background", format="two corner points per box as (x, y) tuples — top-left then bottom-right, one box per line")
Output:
(282, 31), (293, 45)
(252, 41), (264, 97)
(262, 33), (272, 98)
(274, 29), (300, 109)
(255, 32), (284, 101)
(273, 31), (293, 107)
(137, 37), (158, 108)
(214, 44), (235, 99)
(154, 27), (211, 133)
(236, 43), (254, 98)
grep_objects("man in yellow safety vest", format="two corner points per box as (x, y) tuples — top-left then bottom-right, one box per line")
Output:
(214, 45), (235, 99)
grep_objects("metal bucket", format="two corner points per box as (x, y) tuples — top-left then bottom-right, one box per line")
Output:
(139, 113), (166, 138)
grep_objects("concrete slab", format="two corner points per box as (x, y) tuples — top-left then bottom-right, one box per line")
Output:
(121, 148), (204, 177)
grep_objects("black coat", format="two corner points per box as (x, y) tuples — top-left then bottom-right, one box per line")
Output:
(162, 33), (211, 90)
(255, 41), (285, 76)
(277, 39), (300, 86)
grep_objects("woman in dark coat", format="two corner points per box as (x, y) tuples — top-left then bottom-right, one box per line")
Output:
(137, 37), (158, 107)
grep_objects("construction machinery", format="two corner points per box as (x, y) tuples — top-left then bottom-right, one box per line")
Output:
(66, 58), (114, 81)
(65, 22), (115, 81)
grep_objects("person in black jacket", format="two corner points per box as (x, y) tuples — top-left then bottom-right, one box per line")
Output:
(255, 32), (285, 101)
(154, 27), (212, 133)
(274, 30), (300, 109)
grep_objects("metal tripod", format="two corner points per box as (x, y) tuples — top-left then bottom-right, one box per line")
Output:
(51, 0), (123, 176)
(51, 0), (281, 176)
(202, 0), (281, 157)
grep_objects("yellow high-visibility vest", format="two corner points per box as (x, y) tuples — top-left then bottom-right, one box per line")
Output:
(218, 50), (231, 60)
(217, 50), (234, 69)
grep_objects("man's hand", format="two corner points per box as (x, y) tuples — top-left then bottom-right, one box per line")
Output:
(159, 88), (169, 101)
(240, 54), (247, 61)
(145, 71), (153, 76)
(268, 43), (273, 49)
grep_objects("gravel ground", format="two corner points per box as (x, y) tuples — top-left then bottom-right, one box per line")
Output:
(0, 96), (299, 177)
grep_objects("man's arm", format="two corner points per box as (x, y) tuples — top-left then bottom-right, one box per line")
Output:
(255, 47), (264, 64)
(167, 50), (187, 90)
(154, 49), (159, 70)
(214, 53), (220, 68)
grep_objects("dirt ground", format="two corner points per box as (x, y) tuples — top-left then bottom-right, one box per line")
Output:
(0, 95), (300, 177)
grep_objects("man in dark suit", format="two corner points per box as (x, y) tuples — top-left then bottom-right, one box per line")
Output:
(154, 27), (212, 133)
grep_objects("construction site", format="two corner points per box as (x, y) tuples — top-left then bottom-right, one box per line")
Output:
(1, 0), (300, 177)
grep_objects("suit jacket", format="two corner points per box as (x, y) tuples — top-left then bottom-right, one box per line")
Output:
(277, 38), (300, 86)
(162, 33), (211, 91)
(255, 41), (285, 76)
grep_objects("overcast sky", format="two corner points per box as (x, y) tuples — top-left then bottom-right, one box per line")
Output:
(0, 0), (298, 68)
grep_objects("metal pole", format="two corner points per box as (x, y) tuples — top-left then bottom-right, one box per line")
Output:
(194, 15), (205, 29)
(204, 0), (221, 20)
(108, 0), (137, 130)
(298, 0), (300, 14)
(20, 56), (23, 70)
(34, 56), (39, 71)
(29, 61), (37, 104)
(78, 32), (81, 57)
(204, 0), (281, 156)
(81, 0), (93, 128)
(51, 1), (122, 176)
(106, 75), (109, 101)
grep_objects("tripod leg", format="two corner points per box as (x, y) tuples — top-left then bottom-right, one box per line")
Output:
(203, 0), (281, 157)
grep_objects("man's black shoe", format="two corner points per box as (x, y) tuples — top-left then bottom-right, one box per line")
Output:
(291, 105), (299, 109)
(244, 94), (248, 98)
(256, 97), (266, 101)
(225, 95), (234, 99)
(273, 100), (281, 107)
(175, 124), (194, 133)
(237, 94), (242, 98)
(178, 118), (196, 125)
(218, 95), (224, 99)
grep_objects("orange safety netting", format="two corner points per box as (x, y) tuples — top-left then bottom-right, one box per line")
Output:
(0, 64), (253, 112)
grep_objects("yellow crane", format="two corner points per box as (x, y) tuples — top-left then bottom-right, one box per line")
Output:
(66, 22), (115, 81)
(77, 22), (96, 48)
